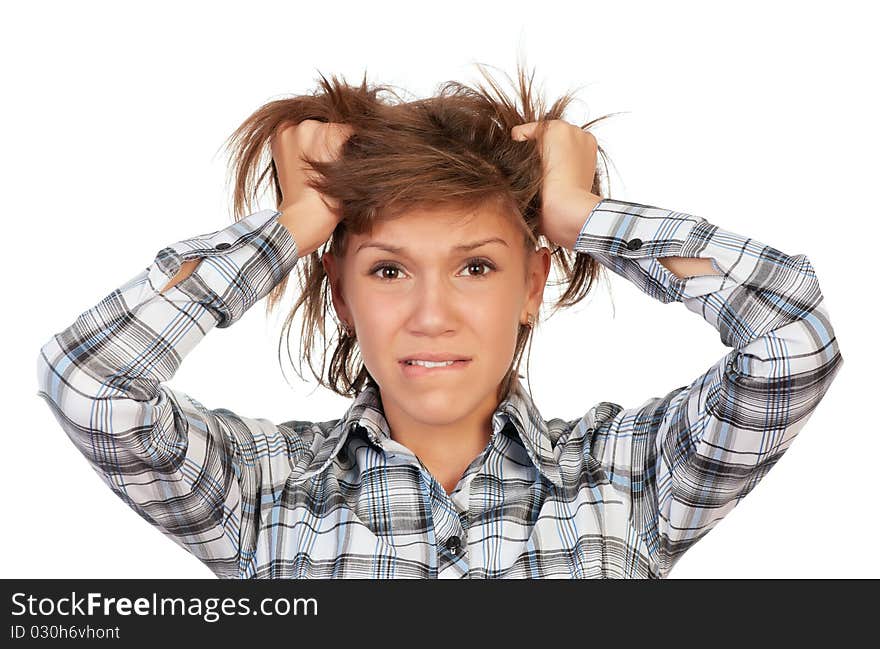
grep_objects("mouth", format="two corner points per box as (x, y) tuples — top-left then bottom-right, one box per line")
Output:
(399, 359), (472, 377)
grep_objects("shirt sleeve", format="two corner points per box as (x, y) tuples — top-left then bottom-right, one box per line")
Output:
(575, 197), (844, 578)
(35, 208), (303, 579)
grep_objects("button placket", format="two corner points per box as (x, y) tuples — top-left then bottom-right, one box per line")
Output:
(422, 473), (467, 560)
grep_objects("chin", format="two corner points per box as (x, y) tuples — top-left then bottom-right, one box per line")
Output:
(393, 382), (477, 418)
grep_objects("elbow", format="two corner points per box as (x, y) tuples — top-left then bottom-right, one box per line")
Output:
(721, 344), (843, 433)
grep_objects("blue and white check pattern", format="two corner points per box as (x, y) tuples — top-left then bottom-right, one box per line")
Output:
(36, 197), (843, 578)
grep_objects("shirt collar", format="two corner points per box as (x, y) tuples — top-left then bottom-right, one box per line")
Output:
(288, 378), (564, 488)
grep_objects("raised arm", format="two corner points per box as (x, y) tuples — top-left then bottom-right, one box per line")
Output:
(35, 208), (305, 578)
(573, 195), (843, 577)
(35, 119), (353, 578)
(510, 120), (843, 576)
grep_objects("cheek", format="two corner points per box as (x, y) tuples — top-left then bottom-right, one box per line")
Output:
(463, 291), (523, 358)
(347, 293), (404, 367)
(466, 299), (517, 332)
(352, 292), (405, 330)
(487, 310), (520, 346)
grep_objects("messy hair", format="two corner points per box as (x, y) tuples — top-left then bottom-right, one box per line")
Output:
(220, 60), (619, 402)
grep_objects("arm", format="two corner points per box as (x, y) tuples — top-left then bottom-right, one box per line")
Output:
(36, 207), (305, 579)
(573, 196), (843, 578)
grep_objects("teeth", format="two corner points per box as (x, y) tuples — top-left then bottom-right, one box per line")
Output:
(406, 360), (456, 368)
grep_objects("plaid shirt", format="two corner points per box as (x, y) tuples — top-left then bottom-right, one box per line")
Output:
(36, 197), (843, 579)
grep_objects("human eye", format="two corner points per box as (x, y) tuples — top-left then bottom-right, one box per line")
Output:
(460, 257), (497, 278)
(369, 262), (408, 282)
(368, 257), (497, 282)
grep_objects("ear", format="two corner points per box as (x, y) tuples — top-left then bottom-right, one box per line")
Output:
(524, 246), (552, 319)
(321, 251), (352, 325)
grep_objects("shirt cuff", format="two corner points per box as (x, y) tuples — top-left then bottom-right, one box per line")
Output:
(147, 209), (299, 327)
(573, 197), (757, 303)
(574, 197), (704, 259)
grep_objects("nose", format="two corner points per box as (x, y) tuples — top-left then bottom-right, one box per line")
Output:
(405, 273), (463, 335)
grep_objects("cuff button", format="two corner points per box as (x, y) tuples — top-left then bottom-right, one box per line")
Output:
(215, 242), (232, 250)
(626, 238), (642, 251)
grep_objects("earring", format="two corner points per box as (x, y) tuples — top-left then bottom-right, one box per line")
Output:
(525, 313), (535, 329)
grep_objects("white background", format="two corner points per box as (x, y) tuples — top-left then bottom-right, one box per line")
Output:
(3, 0), (875, 579)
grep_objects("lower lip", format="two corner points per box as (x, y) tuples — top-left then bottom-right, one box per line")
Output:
(399, 360), (471, 378)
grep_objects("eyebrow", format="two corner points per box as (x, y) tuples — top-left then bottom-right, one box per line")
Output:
(356, 237), (510, 255)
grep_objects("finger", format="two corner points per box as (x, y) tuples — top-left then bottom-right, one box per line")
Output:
(317, 124), (351, 158)
(511, 122), (539, 141)
(331, 123), (355, 147)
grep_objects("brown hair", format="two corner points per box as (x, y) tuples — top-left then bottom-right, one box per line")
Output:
(220, 60), (619, 403)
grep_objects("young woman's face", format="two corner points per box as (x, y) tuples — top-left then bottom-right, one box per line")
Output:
(322, 203), (551, 425)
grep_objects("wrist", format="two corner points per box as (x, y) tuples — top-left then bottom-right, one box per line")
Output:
(277, 201), (325, 257)
(548, 189), (603, 251)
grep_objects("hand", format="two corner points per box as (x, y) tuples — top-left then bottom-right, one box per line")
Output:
(511, 119), (603, 250)
(270, 119), (354, 254)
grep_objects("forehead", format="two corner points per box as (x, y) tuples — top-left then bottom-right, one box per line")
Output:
(351, 203), (522, 253)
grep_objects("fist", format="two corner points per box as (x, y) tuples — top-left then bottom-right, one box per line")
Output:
(270, 119), (354, 212)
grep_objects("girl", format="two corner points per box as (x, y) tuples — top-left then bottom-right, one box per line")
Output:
(35, 67), (843, 579)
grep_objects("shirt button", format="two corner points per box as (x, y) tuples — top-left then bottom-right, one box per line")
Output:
(215, 242), (232, 250)
(626, 238), (642, 251)
(445, 535), (462, 555)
